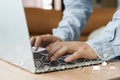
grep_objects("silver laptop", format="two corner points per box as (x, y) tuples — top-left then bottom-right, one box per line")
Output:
(0, 0), (102, 73)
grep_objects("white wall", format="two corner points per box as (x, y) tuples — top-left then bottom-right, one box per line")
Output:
(23, 0), (53, 10)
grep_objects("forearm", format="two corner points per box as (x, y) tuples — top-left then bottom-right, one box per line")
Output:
(52, 0), (92, 41)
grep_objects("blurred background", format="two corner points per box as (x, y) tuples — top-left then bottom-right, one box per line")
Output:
(23, 0), (119, 41)
(23, 0), (118, 10)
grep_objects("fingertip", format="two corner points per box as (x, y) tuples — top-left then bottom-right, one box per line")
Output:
(45, 46), (49, 52)
(64, 57), (71, 62)
(34, 43), (39, 51)
(50, 56), (56, 62)
(34, 46), (38, 51)
(30, 37), (35, 46)
(64, 54), (76, 62)
(34, 37), (42, 49)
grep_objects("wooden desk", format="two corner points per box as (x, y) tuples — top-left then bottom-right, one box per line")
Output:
(0, 59), (120, 80)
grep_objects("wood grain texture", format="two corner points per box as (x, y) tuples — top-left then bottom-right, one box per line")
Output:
(0, 59), (120, 80)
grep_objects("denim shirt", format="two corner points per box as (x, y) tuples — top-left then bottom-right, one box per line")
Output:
(52, 0), (120, 60)
(53, 0), (92, 41)
(86, 9), (120, 60)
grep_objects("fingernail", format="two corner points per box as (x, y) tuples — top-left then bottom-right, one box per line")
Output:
(64, 58), (70, 62)
(34, 47), (38, 51)
(50, 56), (56, 62)
(33, 47), (36, 51)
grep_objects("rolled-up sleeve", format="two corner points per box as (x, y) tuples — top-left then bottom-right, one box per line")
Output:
(52, 0), (92, 41)
(86, 9), (120, 60)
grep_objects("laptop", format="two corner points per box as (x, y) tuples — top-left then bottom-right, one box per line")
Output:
(0, 0), (102, 73)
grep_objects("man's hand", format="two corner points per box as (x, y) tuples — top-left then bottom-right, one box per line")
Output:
(46, 41), (98, 62)
(30, 34), (61, 50)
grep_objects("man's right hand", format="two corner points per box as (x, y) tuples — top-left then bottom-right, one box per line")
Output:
(30, 34), (61, 51)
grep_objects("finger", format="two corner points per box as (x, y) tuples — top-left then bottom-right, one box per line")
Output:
(40, 34), (55, 47)
(64, 51), (82, 62)
(46, 41), (60, 51)
(34, 37), (42, 51)
(46, 42), (61, 60)
(50, 46), (68, 61)
(30, 37), (36, 46)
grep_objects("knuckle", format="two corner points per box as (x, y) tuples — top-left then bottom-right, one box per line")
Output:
(36, 36), (41, 40)
(46, 34), (51, 36)
(62, 46), (67, 50)
(31, 37), (35, 40)
(46, 47), (50, 52)
(81, 45), (88, 50)
(46, 34), (51, 37)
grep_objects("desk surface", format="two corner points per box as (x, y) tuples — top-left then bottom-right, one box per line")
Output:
(0, 59), (120, 80)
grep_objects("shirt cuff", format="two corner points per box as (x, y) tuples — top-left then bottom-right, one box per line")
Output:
(86, 39), (115, 61)
(52, 28), (71, 41)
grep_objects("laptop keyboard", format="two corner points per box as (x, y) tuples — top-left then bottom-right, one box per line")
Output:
(33, 49), (102, 73)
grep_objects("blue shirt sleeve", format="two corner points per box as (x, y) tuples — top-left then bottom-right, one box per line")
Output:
(86, 9), (120, 60)
(52, 0), (92, 41)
